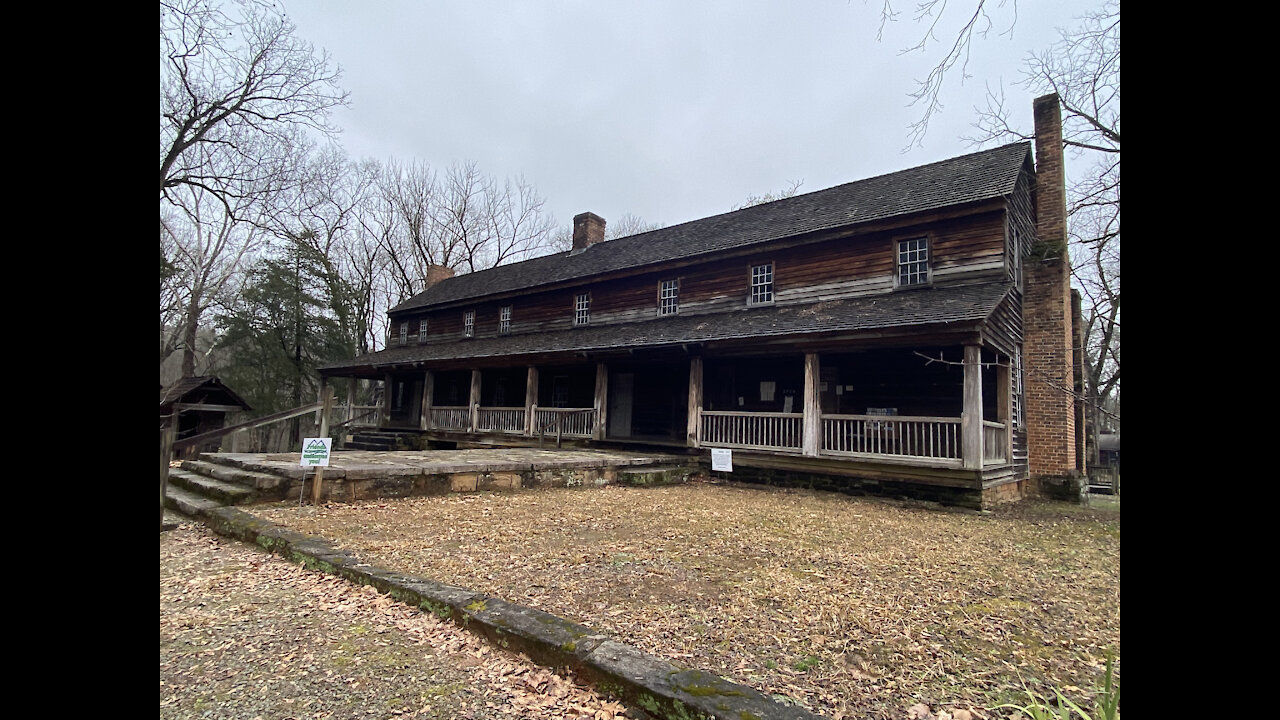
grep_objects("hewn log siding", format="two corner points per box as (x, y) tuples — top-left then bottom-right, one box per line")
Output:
(391, 208), (1010, 340)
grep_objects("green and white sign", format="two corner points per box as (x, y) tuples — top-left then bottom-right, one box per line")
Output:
(300, 437), (332, 467)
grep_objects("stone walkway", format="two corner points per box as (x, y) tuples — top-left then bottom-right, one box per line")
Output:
(208, 448), (693, 482)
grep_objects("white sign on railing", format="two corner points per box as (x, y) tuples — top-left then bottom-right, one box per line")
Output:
(300, 437), (332, 467)
(711, 448), (733, 472)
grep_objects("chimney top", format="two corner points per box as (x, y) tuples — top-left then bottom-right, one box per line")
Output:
(572, 212), (606, 252)
(422, 264), (455, 292)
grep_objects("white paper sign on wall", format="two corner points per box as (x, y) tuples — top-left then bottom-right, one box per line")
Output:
(711, 448), (733, 472)
(300, 437), (332, 467)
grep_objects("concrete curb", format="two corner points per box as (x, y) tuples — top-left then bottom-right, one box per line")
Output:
(189, 504), (828, 720)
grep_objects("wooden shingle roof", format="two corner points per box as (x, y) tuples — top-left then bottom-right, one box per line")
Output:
(323, 282), (1012, 374)
(390, 142), (1032, 314)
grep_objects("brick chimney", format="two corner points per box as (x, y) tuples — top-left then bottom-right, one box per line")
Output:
(1023, 94), (1078, 481)
(572, 212), (606, 252)
(422, 264), (454, 292)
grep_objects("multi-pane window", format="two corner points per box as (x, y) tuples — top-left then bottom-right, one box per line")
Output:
(398, 321), (408, 346)
(463, 310), (475, 337)
(897, 237), (929, 287)
(749, 263), (774, 305)
(575, 293), (590, 326)
(499, 305), (511, 334)
(418, 318), (428, 343)
(659, 279), (679, 315)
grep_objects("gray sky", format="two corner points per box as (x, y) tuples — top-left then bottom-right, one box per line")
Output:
(286, 0), (1095, 233)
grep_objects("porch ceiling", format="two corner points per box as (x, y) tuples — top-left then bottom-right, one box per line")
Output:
(320, 282), (1012, 377)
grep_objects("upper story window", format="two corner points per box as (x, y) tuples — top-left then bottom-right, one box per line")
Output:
(658, 279), (679, 315)
(463, 310), (475, 338)
(418, 319), (428, 343)
(897, 237), (930, 287)
(574, 292), (591, 326)
(398, 321), (408, 346)
(499, 305), (512, 334)
(749, 263), (774, 305)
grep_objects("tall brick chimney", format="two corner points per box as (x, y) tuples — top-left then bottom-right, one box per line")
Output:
(572, 212), (606, 252)
(1024, 94), (1078, 481)
(422, 264), (454, 292)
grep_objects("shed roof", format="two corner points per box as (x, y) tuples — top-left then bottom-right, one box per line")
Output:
(323, 282), (1012, 375)
(160, 376), (252, 412)
(390, 142), (1032, 314)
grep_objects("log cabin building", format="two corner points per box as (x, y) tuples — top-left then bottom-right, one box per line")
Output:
(319, 95), (1081, 508)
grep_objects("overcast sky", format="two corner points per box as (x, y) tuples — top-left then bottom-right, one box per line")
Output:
(286, 0), (1095, 234)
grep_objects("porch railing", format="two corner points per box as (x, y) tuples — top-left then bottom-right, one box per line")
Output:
(701, 411), (803, 451)
(533, 407), (596, 438)
(821, 414), (961, 461)
(477, 406), (527, 434)
(430, 406), (471, 431)
(982, 420), (1007, 463)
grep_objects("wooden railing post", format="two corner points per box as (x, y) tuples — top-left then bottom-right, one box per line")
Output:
(802, 354), (821, 457)
(469, 370), (481, 433)
(687, 356), (702, 448)
(311, 384), (333, 505)
(160, 414), (176, 531)
(524, 367), (538, 436)
(962, 345), (983, 470)
(593, 362), (608, 441)
(420, 370), (433, 431)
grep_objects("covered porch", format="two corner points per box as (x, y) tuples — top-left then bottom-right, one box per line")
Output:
(323, 344), (1014, 473)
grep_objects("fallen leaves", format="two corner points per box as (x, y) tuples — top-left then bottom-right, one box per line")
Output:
(248, 483), (1119, 719)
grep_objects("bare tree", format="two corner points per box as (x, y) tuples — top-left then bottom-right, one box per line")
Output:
(160, 0), (349, 216)
(731, 180), (805, 211)
(162, 182), (268, 378)
(872, 0), (1019, 148)
(369, 158), (559, 303)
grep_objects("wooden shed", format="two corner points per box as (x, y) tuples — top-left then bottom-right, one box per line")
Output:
(160, 376), (252, 457)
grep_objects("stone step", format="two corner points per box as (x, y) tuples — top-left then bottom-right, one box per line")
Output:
(164, 484), (223, 517)
(168, 468), (256, 505)
(617, 465), (701, 486)
(181, 459), (289, 492)
(345, 439), (396, 451)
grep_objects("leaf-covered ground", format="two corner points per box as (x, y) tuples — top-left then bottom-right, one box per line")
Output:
(161, 521), (632, 719)
(250, 481), (1120, 719)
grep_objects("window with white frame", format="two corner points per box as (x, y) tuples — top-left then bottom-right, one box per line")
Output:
(418, 318), (428, 343)
(658, 279), (679, 315)
(574, 292), (590, 326)
(897, 237), (929, 287)
(499, 305), (511, 334)
(463, 310), (474, 337)
(749, 263), (774, 305)
(398, 321), (408, 346)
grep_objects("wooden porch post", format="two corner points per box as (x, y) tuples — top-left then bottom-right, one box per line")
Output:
(420, 370), (434, 431)
(312, 382), (333, 505)
(687, 356), (703, 448)
(997, 359), (1012, 464)
(380, 373), (392, 427)
(524, 366), (539, 436)
(593, 362), (608, 441)
(962, 345), (983, 470)
(803, 353), (821, 457)
(469, 369), (482, 433)
(160, 414), (176, 531)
